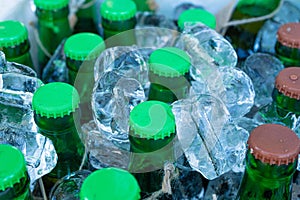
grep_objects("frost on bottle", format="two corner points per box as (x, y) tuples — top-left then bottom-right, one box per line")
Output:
(0, 144), (32, 200)
(79, 168), (141, 200)
(64, 32), (105, 124)
(177, 8), (216, 31)
(226, 0), (281, 60)
(0, 20), (34, 69)
(256, 67), (300, 130)
(100, 0), (137, 47)
(236, 124), (300, 200)
(34, 0), (72, 74)
(129, 101), (176, 198)
(275, 22), (300, 67)
(148, 47), (191, 104)
(32, 82), (85, 192)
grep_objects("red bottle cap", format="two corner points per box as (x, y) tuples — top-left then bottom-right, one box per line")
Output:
(248, 124), (300, 165)
(277, 23), (300, 49)
(275, 67), (300, 100)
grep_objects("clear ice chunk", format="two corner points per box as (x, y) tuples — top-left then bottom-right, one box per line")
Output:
(92, 70), (146, 150)
(172, 94), (249, 180)
(50, 170), (91, 200)
(254, 1), (300, 54)
(241, 53), (284, 108)
(0, 73), (57, 185)
(0, 51), (37, 77)
(175, 23), (237, 73)
(135, 12), (178, 48)
(94, 46), (149, 87)
(210, 67), (255, 118)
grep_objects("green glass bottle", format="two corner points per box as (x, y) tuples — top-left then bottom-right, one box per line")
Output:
(64, 32), (105, 123)
(226, 0), (281, 59)
(34, 0), (72, 73)
(132, 0), (151, 12)
(256, 67), (300, 129)
(275, 23), (300, 67)
(129, 100), (176, 197)
(32, 82), (85, 192)
(0, 20), (34, 69)
(236, 124), (300, 200)
(73, 0), (98, 34)
(177, 8), (217, 31)
(100, 0), (137, 47)
(0, 144), (32, 200)
(80, 167), (141, 200)
(148, 47), (191, 104)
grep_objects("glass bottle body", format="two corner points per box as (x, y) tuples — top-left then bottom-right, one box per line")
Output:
(257, 88), (300, 129)
(73, 0), (98, 34)
(225, 0), (281, 60)
(34, 109), (85, 186)
(0, 172), (32, 200)
(66, 58), (95, 123)
(35, 6), (71, 72)
(148, 71), (190, 104)
(275, 42), (300, 67)
(129, 131), (176, 197)
(236, 151), (297, 200)
(1, 40), (34, 69)
(101, 17), (136, 47)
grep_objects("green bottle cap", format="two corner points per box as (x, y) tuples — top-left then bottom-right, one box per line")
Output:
(64, 33), (105, 61)
(178, 9), (216, 30)
(236, 0), (280, 17)
(0, 144), (27, 191)
(129, 101), (175, 140)
(0, 20), (28, 48)
(32, 82), (80, 118)
(149, 47), (191, 78)
(80, 168), (141, 200)
(34, 0), (69, 10)
(100, 0), (137, 21)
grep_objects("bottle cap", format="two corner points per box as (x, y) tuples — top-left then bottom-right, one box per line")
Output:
(64, 33), (105, 61)
(0, 144), (27, 191)
(32, 82), (80, 118)
(34, 0), (69, 10)
(236, 0), (280, 17)
(80, 167), (141, 200)
(129, 101), (175, 140)
(275, 67), (300, 100)
(248, 124), (300, 165)
(149, 47), (191, 78)
(100, 0), (137, 21)
(178, 8), (216, 30)
(277, 23), (300, 49)
(0, 20), (28, 48)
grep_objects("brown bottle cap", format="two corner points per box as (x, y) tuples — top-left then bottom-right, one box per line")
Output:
(248, 124), (300, 165)
(277, 23), (300, 49)
(275, 67), (300, 100)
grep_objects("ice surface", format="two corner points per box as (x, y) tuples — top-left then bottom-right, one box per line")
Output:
(241, 53), (284, 108)
(0, 72), (57, 185)
(135, 12), (178, 48)
(172, 94), (249, 180)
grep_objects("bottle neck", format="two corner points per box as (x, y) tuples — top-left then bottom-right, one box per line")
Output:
(0, 172), (32, 200)
(148, 71), (190, 104)
(237, 151), (297, 199)
(35, 6), (69, 20)
(1, 40), (30, 59)
(275, 41), (300, 67)
(272, 88), (300, 117)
